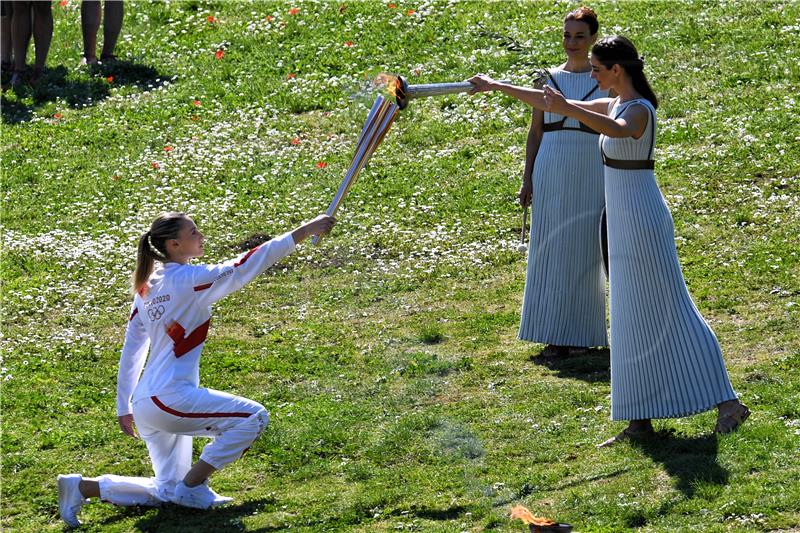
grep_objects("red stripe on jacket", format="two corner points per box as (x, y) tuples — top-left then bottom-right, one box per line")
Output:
(193, 282), (213, 292)
(150, 396), (253, 418)
(234, 246), (259, 267)
(129, 308), (139, 321)
(166, 319), (211, 358)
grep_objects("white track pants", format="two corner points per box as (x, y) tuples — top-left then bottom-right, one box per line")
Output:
(97, 387), (268, 506)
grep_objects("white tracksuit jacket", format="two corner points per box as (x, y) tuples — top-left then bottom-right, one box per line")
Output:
(117, 232), (296, 416)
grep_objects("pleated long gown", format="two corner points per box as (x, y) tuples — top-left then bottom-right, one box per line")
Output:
(601, 98), (737, 421)
(519, 68), (609, 348)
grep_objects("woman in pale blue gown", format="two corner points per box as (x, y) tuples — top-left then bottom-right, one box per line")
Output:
(518, 7), (609, 358)
(469, 36), (749, 445)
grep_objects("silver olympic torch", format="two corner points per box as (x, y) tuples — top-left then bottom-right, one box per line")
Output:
(394, 76), (479, 109)
(392, 75), (509, 110)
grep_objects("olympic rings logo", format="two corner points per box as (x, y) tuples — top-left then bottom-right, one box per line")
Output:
(147, 305), (165, 321)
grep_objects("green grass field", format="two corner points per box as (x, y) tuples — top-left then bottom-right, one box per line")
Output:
(2, 1), (799, 531)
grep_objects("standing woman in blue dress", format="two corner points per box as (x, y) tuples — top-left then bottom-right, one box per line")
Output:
(468, 36), (749, 444)
(518, 7), (609, 358)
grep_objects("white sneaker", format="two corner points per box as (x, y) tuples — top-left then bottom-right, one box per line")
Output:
(57, 474), (87, 527)
(172, 481), (233, 509)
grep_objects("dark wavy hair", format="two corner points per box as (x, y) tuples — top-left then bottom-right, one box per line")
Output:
(132, 212), (189, 295)
(592, 36), (658, 109)
(565, 6), (599, 36)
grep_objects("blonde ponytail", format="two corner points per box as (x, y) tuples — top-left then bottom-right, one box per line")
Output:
(132, 213), (188, 295)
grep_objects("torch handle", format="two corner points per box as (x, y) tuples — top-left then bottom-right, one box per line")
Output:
(405, 81), (476, 99)
(521, 205), (528, 244)
(404, 80), (510, 101)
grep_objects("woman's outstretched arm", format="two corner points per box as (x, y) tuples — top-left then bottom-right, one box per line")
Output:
(468, 74), (549, 109)
(192, 214), (335, 306)
(468, 74), (634, 137)
(542, 86), (647, 139)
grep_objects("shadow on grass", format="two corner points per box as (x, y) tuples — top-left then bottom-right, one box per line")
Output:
(2, 60), (168, 125)
(390, 503), (475, 521)
(414, 505), (473, 520)
(90, 497), (279, 532)
(550, 466), (632, 492)
(530, 348), (610, 383)
(632, 430), (728, 499)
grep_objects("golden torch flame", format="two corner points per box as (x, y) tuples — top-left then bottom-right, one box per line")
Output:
(373, 73), (400, 98)
(510, 506), (557, 527)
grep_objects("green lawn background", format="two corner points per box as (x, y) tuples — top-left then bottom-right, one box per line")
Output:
(2, 1), (799, 531)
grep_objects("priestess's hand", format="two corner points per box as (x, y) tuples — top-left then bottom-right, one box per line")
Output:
(467, 74), (497, 94)
(543, 85), (568, 114)
(518, 178), (532, 208)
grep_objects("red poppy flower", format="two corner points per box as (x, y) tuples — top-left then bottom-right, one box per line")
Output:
(316, 161), (327, 169)
(388, 3), (396, 8)
(59, 0), (68, 6)
(207, 15), (218, 23)
(106, 75), (114, 83)
(53, 112), (63, 119)
(193, 99), (202, 107)
(266, 15), (274, 21)
(164, 146), (173, 152)
(288, 7), (300, 15)
(291, 137), (301, 145)
(344, 41), (354, 47)
(151, 162), (161, 169)
(215, 49), (224, 60)
(287, 72), (296, 79)
(406, 9), (416, 15)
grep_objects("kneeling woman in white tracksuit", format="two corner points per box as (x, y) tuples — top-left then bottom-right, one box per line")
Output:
(57, 211), (335, 526)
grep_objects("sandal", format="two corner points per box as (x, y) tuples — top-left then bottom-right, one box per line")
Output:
(596, 426), (654, 448)
(539, 344), (570, 359)
(715, 403), (750, 434)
